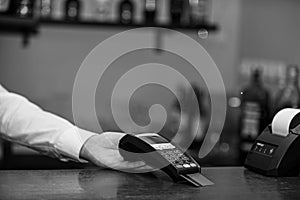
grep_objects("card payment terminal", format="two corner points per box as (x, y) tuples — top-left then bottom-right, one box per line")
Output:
(119, 133), (214, 187)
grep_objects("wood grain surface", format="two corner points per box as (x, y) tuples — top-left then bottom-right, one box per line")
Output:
(0, 167), (299, 200)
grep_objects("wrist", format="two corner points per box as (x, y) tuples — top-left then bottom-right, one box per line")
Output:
(79, 134), (96, 161)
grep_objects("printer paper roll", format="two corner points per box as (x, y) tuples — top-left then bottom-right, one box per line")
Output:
(272, 108), (300, 137)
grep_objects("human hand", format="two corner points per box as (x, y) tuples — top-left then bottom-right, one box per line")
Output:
(80, 132), (150, 171)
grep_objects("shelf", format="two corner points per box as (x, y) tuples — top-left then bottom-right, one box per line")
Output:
(40, 18), (219, 32)
(0, 16), (218, 34)
(0, 16), (219, 46)
(0, 16), (39, 35)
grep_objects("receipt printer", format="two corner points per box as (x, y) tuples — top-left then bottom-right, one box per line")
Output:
(244, 108), (300, 176)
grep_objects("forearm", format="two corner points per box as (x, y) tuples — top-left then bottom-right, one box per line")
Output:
(0, 85), (96, 162)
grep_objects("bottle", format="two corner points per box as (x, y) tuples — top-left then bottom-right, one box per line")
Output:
(197, 0), (208, 24)
(65, 0), (81, 21)
(239, 68), (270, 162)
(187, 85), (210, 152)
(188, 0), (207, 25)
(0, 0), (10, 14)
(170, 0), (184, 25)
(1, 0), (16, 16)
(16, 0), (33, 18)
(40, 0), (52, 18)
(144, 0), (156, 24)
(95, 0), (112, 22)
(119, 0), (134, 24)
(273, 65), (300, 114)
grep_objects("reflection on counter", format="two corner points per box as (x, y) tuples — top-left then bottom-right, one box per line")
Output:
(2, 167), (300, 199)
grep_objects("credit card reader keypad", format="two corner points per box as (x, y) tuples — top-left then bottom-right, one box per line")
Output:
(151, 143), (200, 173)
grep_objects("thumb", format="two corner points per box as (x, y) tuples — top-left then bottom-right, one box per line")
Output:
(101, 132), (127, 149)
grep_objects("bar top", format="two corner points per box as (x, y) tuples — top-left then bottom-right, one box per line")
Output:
(0, 167), (299, 200)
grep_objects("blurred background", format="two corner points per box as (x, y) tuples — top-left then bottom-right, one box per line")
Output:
(1, 0), (300, 169)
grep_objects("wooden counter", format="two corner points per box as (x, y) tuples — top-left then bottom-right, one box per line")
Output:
(0, 167), (299, 200)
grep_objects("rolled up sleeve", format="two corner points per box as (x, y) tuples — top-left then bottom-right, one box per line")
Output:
(0, 84), (97, 162)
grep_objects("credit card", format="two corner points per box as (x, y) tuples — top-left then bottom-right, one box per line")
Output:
(180, 173), (214, 187)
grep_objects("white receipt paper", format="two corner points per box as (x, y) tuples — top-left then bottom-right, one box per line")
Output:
(272, 108), (300, 137)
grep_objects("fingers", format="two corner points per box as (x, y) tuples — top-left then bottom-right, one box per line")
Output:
(107, 158), (155, 172)
(110, 160), (146, 170)
(134, 165), (156, 172)
(101, 132), (127, 149)
(103, 149), (155, 172)
(82, 132), (156, 172)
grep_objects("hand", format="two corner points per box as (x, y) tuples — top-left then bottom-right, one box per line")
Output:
(80, 132), (150, 171)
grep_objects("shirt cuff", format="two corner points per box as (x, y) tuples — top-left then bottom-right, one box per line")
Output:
(0, 84), (7, 93)
(55, 126), (97, 162)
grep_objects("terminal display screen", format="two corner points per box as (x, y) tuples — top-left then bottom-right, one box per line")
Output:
(139, 135), (169, 144)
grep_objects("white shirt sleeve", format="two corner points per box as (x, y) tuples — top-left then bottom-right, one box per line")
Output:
(0, 84), (97, 162)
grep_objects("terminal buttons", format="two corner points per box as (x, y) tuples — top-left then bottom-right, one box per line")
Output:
(158, 149), (199, 170)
